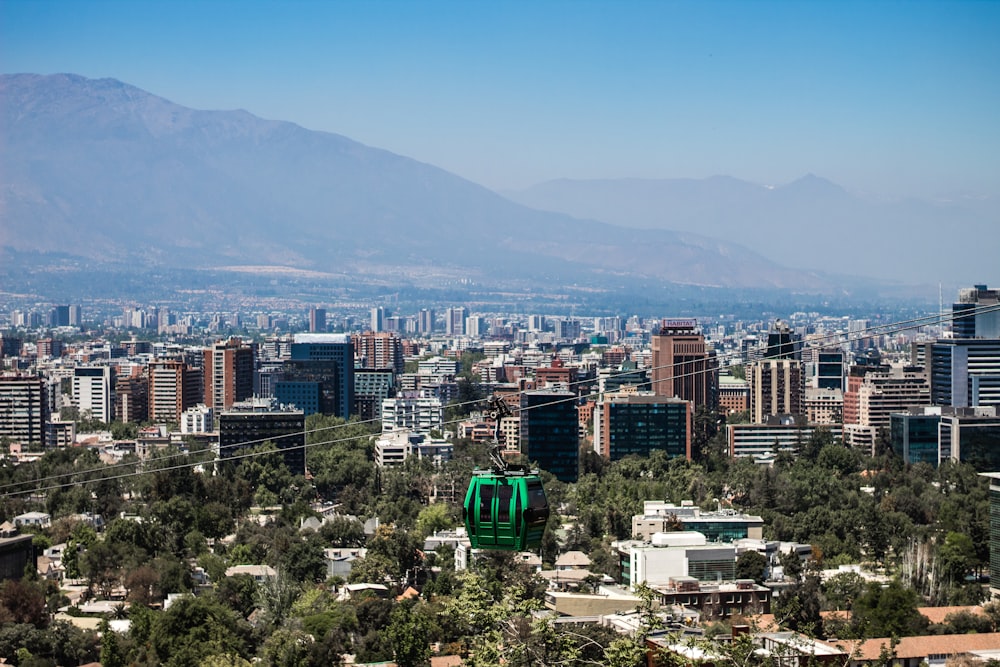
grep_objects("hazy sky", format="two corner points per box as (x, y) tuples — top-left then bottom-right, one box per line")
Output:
(3, 0), (999, 197)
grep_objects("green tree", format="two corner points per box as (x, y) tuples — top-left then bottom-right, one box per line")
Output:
(851, 579), (928, 639)
(414, 503), (454, 539)
(386, 599), (431, 667)
(260, 628), (314, 667)
(734, 550), (767, 585)
(99, 618), (126, 667)
(150, 594), (253, 667)
(937, 531), (977, 583)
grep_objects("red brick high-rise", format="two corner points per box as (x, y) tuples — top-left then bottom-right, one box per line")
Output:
(650, 320), (717, 411)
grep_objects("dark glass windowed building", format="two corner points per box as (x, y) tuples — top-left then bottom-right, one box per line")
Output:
(520, 390), (579, 483)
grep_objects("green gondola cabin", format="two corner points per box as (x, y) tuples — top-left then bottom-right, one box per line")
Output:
(463, 472), (549, 551)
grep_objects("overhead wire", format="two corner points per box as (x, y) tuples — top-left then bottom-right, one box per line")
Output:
(2, 301), (997, 499)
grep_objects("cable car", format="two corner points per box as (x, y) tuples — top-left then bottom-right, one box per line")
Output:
(462, 396), (550, 551)
(464, 470), (549, 550)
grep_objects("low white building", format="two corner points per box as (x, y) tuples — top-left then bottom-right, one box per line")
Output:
(617, 531), (737, 590)
(180, 404), (213, 434)
(374, 430), (452, 468)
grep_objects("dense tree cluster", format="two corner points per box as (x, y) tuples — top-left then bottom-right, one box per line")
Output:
(0, 409), (992, 664)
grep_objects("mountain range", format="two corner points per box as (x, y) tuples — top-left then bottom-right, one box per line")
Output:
(2, 73), (992, 295)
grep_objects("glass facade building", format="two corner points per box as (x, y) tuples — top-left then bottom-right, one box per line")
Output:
(521, 390), (579, 483)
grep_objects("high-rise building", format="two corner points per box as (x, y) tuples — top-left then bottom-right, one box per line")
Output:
(953, 284), (1000, 339)
(309, 308), (327, 333)
(554, 319), (582, 340)
(73, 366), (115, 424)
(940, 406), (1000, 471)
(528, 315), (546, 332)
(521, 389), (579, 482)
(650, 320), (718, 411)
(115, 373), (149, 423)
(275, 333), (354, 418)
(354, 369), (396, 422)
(354, 332), (404, 376)
(0, 373), (49, 447)
(50, 306), (70, 328)
(815, 349), (846, 391)
(594, 392), (691, 461)
(371, 307), (385, 333)
(446, 307), (468, 336)
(0, 334), (23, 362)
(748, 359), (804, 423)
(68, 305), (82, 327)
(203, 338), (255, 412)
(843, 364), (930, 431)
(148, 360), (202, 423)
(219, 400), (305, 476)
(763, 321), (800, 360)
(931, 338), (1000, 410)
(417, 309), (435, 335)
(465, 316), (487, 338)
(979, 471), (1000, 598)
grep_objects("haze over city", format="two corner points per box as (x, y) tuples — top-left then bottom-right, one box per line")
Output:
(3, 0), (999, 198)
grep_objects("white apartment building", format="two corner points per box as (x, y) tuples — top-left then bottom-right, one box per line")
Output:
(73, 365), (114, 423)
(380, 394), (443, 433)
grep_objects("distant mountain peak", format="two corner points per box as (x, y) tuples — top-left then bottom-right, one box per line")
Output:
(0, 72), (834, 290)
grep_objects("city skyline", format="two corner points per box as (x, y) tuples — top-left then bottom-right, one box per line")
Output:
(2, 1), (998, 198)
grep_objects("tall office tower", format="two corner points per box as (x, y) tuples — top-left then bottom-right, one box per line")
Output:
(203, 338), (255, 411)
(50, 306), (70, 328)
(843, 364), (930, 429)
(385, 316), (404, 333)
(650, 320), (718, 410)
(156, 308), (173, 334)
(931, 338), (1000, 409)
(371, 307), (386, 333)
(528, 315), (546, 332)
(68, 305), (82, 327)
(465, 316), (487, 338)
(417, 309), (435, 335)
(354, 332), (404, 375)
(73, 366), (114, 423)
(953, 284), (1000, 339)
(148, 360), (202, 423)
(594, 392), (691, 461)
(554, 319), (581, 340)
(257, 314), (273, 331)
(276, 333), (354, 418)
(521, 390), (579, 482)
(446, 307), (468, 336)
(981, 472), (1000, 599)
(0, 373), (49, 447)
(748, 359), (804, 423)
(813, 348), (846, 391)
(309, 308), (327, 333)
(219, 400), (305, 476)
(848, 319), (873, 352)
(764, 321), (800, 359)
(115, 373), (149, 423)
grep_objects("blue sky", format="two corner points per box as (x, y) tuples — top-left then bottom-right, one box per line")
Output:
(3, 0), (999, 196)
